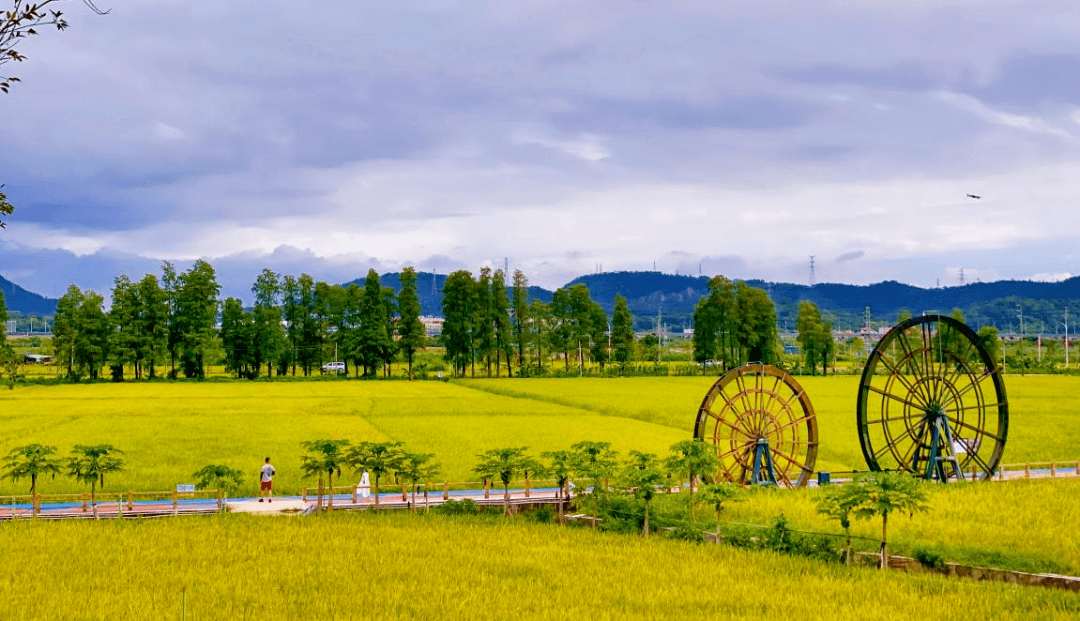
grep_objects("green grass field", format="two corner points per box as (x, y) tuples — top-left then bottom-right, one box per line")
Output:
(1, 512), (1077, 620)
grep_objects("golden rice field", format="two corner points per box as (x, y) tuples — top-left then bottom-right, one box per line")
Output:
(1, 512), (1077, 621)
(1, 375), (1078, 494)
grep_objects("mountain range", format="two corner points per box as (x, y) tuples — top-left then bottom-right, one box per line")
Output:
(6, 271), (1080, 333)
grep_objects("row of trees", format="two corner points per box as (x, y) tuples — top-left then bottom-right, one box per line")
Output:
(440, 269), (637, 377)
(692, 276), (780, 368)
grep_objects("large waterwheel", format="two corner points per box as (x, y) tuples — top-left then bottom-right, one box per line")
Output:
(857, 315), (1009, 481)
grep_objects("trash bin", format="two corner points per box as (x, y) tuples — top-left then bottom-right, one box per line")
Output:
(816, 471), (831, 486)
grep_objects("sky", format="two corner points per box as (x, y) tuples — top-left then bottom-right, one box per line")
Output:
(5, 0), (1080, 301)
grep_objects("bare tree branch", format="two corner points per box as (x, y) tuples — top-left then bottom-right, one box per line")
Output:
(1, 0), (109, 92)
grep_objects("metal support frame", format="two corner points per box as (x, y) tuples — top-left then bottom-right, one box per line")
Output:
(750, 438), (778, 486)
(912, 409), (964, 482)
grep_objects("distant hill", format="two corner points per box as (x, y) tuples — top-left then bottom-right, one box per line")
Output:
(0, 274), (56, 315)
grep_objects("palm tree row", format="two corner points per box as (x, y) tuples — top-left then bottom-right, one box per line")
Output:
(3, 443), (125, 516)
(300, 440), (440, 512)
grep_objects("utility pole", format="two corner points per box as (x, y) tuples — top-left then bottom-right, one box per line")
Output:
(1017, 304), (1025, 376)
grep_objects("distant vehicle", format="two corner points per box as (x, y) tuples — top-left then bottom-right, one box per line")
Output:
(321, 361), (346, 374)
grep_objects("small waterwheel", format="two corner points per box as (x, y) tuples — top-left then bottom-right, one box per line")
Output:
(694, 363), (819, 488)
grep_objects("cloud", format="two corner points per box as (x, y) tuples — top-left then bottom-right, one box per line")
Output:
(4, 0), (1080, 297)
(837, 250), (865, 263)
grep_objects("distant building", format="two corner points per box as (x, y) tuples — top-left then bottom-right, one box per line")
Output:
(420, 316), (444, 338)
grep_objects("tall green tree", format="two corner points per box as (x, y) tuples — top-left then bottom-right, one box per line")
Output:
(692, 276), (738, 369)
(51, 284), (79, 377)
(356, 270), (392, 377)
(611, 294), (635, 370)
(251, 269), (287, 378)
(734, 281), (779, 364)
(473, 446), (531, 517)
(492, 269), (513, 377)
(511, 270), (530, 374)
(474, 267), (495, 376)
(175, 260), (220, 379)
(797, 300), (828, 375)
(442, 270), (477, 376)
(161, 262), (182, 378)
(346, 441), (405, 511)
(300, 439), (351, 510)
(108, 275), (141, 379)
(0, 287), (6, 341)
(67, 444), (124, 517)
(397, 267), (425, 380)
(220, 297), (256, 379)
(3, 443), (62, 495)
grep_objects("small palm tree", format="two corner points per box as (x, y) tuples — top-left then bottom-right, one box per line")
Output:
(473, 447), (531, 517)
(346, 441), (405, 511)
(850, 472), (929, 569)
(192, 465), (245, 499)
(396, 452), (440, 510)
(3, 444), (63, 496)
(301, 439), (351, 510)
(618, 451), (666, 536)
(540, 450), (574, 523)
(665, 438), (721, 519)
(67, 444), (125, 517)
(696, 482), (743, 542)
(571, 440), (619, 527)
(814, 482), (865, 564)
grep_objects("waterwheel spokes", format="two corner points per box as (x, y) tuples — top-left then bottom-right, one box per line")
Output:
(857, 315), (1009, 481)
(695, 363), (818, 488)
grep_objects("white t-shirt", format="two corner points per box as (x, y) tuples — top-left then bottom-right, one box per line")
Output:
(260, 464), (275, 482)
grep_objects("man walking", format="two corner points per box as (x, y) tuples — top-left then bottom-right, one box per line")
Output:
(259, 457), (276, 502)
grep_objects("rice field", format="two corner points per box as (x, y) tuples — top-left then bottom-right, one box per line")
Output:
(1, 374), (1078, 495)
(1, 512), (1077, 620)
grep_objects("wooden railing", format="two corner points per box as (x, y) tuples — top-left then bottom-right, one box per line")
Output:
(1, 488), (223, 519)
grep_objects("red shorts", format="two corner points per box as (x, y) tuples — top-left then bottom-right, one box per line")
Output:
(260, 480), (273, 491)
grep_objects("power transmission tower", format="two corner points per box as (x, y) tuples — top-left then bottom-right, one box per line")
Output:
(808, 256), (816, 287)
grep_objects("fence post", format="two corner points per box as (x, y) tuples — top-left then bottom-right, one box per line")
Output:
(443, 482), (449, 501)
(1075, 461), (1080, 476)
(127, 492), (134, 511)
(525, 477), (531, 498)
(81, 493), (88, 513)
(118, 494), (123, 518)
(172, 489), (179, 515)
(484, 480), (490, 499)
(33, 493), (40, 518)
(1025, 464), (1031, 479)
(999, 465), (1005, 481)
(302, 487), (308, 503)
(401, 484), (407, 503)
(352, 484), (358, 505)
(217, 488), (223, 511)
(1051, 462), (1057, 477)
